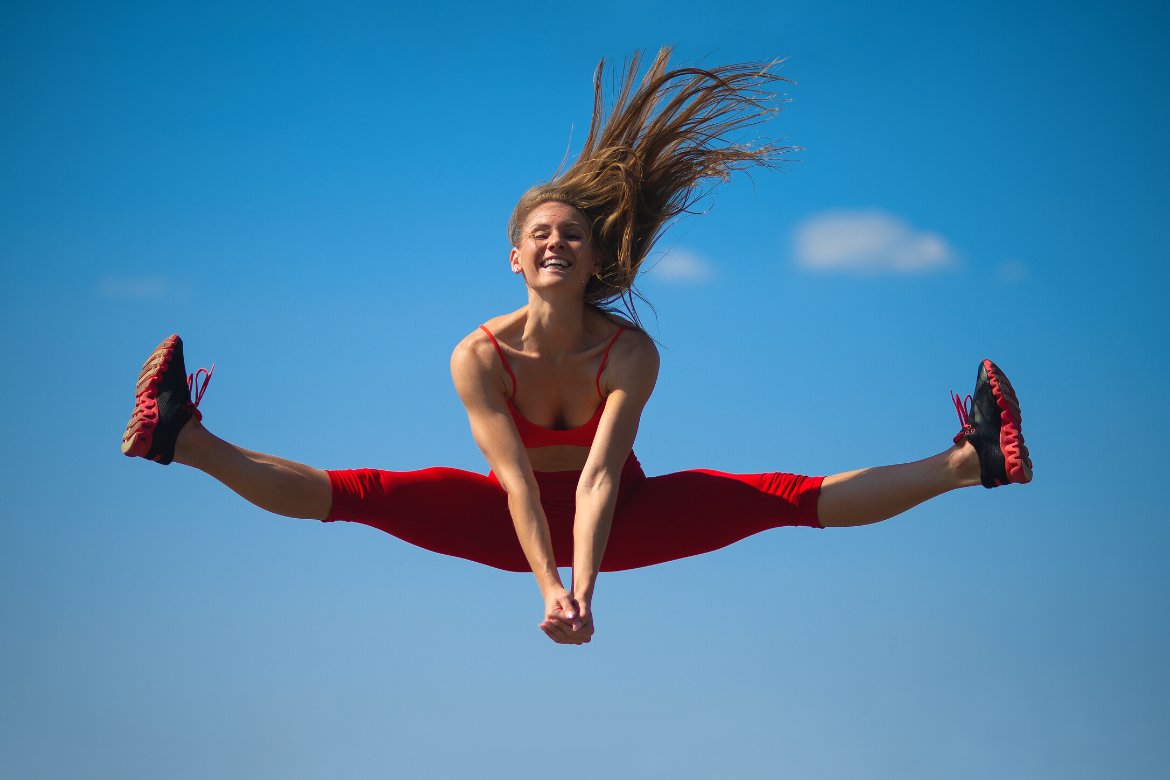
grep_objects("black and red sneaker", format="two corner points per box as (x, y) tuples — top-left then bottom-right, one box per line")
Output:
(121, 335), (214, 465)
(951, 359), (1032, 488)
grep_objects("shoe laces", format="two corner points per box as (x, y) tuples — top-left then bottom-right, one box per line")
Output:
(951, 390), (975, 444)
(187, 364), (215, 407)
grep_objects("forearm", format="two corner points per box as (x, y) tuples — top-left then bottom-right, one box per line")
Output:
(505, 485), (563, 594)
(571, 477), (619, 599)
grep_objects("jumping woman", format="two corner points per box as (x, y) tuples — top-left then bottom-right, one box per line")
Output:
(121, 50), (1032, 645)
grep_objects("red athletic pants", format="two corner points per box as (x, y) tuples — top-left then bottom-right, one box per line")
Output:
(325, 454), (823, 572)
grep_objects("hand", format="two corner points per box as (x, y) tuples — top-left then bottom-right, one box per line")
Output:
(571, 594), (595, 643)
(539, 587), (593, 645)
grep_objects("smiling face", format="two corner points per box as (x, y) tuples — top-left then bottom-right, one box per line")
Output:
(509, 201), (597, 294)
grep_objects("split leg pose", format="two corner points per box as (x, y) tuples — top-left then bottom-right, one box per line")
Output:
(122, 50), (1031, 645)
(124, 335), (1029, 644)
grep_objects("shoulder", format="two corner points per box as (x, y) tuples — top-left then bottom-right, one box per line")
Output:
(451, 327), (495, 371)
(602, 325), (659, 397)
(452, 309), (525, 369)
(597, 309), (657, 364)
(591, 310), (656, 361)
(451, 326), (508, 399)
(611, 325), (658, 366)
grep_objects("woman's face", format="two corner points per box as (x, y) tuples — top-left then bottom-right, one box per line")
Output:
(510, 202), (597, 293)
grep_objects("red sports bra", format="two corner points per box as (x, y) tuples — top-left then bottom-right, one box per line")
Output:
(479, 324), (625, 449)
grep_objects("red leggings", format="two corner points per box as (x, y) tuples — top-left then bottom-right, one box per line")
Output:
(324, 454), (823, 572)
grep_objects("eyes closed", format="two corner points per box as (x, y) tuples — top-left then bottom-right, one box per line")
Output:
(528, 226), (586, 243)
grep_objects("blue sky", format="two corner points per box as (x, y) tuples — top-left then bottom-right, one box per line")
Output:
(2, 1), (1168, 777)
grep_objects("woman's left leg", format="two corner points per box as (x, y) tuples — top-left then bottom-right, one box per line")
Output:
(799, 358), (1032, 527)
(816, 443), (979, 528)
(601, 465), (825, 571)
(601, 359), (1031, 569)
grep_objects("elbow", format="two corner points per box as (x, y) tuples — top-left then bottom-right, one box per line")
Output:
(496, 470), (539, 498)
(576, 468), (617, 498)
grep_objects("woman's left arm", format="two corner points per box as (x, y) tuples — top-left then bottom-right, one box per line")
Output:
(571, 332), (660, 627)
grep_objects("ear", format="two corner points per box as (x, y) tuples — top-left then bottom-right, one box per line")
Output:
(580, 247), (600, 280)
(509, 246), (523, 275)
(585, 254), (600, 279)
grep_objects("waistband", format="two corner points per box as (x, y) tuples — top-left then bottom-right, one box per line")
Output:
(490, 451), (644, 486)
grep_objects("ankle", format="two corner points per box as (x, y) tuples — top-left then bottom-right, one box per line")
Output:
(173, 418), (207, 465)
(947, 443), (982, 488)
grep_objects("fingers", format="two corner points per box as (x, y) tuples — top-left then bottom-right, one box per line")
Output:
(539, 614), (592, 644)
(539, 592), (595, 645)
(538, 608), (594, 645)
(539, 618), (592, 644)
(540, 614), (585, 644)
(556, 595), (581, 631)
(541, 620), (584, 644)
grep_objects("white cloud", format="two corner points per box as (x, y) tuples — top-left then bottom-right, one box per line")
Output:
(793, 210), (958, 274)
(651, 248), (715, 282)
(97, 276), (172, 299)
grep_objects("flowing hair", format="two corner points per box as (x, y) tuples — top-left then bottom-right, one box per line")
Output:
(508, 47), (794, 326)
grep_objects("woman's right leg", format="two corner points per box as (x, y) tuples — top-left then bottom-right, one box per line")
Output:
(122, 334), (524, 569)
(123, 334), (330, 520)
(168, 420), (526, 568)
(173, 420), (332, 521)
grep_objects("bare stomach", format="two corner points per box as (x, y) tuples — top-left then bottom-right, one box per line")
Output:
(525, 444), (592, 473)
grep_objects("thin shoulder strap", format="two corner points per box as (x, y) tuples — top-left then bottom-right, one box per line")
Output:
(479, 325), (517, 396)
(595, 327), (626, 398)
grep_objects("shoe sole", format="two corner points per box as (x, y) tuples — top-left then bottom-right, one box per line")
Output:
(982, 359), (1032, 484)
(121, 334), (180, 460)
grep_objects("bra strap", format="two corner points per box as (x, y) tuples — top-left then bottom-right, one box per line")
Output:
(596, 327), (626, 397)
(479, 325), (517, 397)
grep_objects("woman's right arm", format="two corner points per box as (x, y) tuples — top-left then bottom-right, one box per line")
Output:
(450, 334), (587, 644)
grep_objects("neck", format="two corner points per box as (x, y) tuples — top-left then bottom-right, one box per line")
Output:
(522, 292), (591, 354)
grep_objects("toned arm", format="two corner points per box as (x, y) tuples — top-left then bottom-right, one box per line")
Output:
(450, 333), (584, 642)
(572, 331), (660, 604)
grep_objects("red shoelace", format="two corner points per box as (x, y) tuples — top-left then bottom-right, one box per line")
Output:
(187, 365), (215, 407)
(951, 390), (975, 444)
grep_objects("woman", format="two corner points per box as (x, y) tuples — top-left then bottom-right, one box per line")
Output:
(121, 50), (1031, 645)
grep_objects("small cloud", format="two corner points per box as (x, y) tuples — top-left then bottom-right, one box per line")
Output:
(651, 248), (715, 282)
(97, 276), (172, 299)
(996, 260), (1029, 283)
(793, 210), (958, 274)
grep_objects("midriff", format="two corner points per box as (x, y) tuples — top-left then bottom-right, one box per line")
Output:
(524, 444), (595, 473)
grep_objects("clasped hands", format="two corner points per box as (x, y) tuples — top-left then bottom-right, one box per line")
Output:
(539, 586), (594, 645)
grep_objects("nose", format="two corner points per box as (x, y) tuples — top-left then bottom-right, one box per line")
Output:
(546, 230), (567, 249)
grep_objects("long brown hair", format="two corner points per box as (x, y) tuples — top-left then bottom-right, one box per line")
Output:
(508, 48), (793, 326)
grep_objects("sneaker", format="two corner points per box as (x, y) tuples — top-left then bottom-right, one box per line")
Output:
(952, 359), (1032, 488)
(121, 335), (214, 465)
